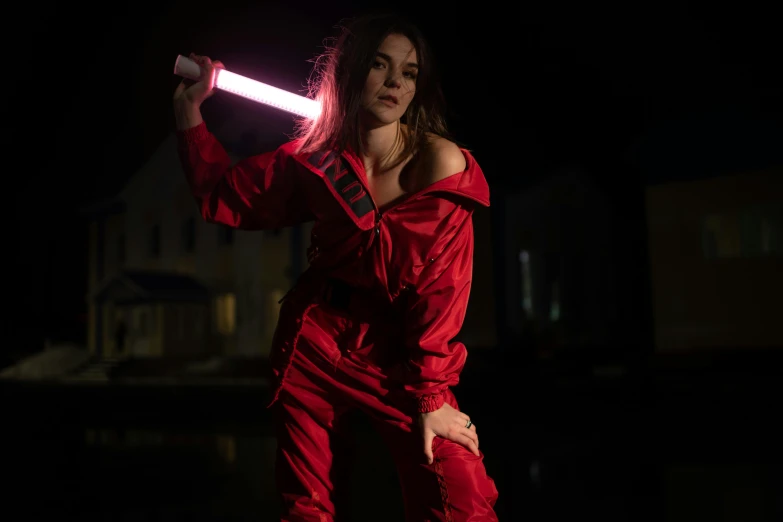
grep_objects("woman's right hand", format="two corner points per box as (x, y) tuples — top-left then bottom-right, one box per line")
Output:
(173, 53), (225, 107)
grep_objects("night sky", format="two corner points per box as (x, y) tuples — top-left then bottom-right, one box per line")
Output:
(7, 0), (781, 349)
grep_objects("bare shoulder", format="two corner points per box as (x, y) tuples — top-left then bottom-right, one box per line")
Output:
(422, 134), (467, 184)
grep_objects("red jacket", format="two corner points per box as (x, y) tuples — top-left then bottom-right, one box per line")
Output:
(177, 122), (490, 413)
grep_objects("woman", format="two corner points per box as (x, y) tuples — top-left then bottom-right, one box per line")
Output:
(174, 12), (499, 521)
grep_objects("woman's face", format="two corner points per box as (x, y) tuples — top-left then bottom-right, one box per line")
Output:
(360, 33), (418, 127)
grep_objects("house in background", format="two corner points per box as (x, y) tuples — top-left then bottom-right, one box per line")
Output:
(636, 108), (783, 353)
(500, 165), (616, 360)
(497, 107), (783, 364)
(84, 113), (312, 361)
(645, 168), (782, 352)
(82, 91), (502, 366)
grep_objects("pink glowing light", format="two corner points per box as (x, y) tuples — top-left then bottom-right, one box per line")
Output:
(174, 55), (321, 119)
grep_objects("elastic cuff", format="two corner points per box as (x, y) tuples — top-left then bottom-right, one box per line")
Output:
(417, 392), (445, 413)
(177, 121), (209, 145)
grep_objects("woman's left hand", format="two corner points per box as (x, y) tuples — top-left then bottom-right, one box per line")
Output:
(419, 403), (479, 464)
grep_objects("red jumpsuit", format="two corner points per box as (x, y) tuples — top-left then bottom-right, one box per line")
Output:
(178, 122), (499, 521)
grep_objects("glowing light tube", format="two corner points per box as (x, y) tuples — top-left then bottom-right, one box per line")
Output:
(173, 55), (321, 119)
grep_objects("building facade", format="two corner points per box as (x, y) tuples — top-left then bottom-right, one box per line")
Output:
(645, 168), (782, 352)
(500, 165), (616, 359)
(85, 122), (311, 360)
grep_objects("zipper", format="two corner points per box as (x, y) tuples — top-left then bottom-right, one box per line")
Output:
(375, 211), (382, 235)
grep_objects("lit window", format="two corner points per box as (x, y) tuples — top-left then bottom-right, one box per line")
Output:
(702, 204), (782, 259)
(215, 293), (236, 335)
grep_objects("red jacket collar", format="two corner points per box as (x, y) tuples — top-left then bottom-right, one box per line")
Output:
(430, 148), (490, 208)
(339, 147), (490, 208)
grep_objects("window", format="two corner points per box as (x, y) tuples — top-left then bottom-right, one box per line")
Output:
(761, 216), (777, 254)
(218, 225), (234, 246)
(743, 204), (782, 256)
(149, 225), (161, 257)
(702, 202), (782, 259)
(215, 293), (236, 335)
(182, 218), (196, 252)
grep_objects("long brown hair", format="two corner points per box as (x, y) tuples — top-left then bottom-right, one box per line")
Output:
(292, 12), (450, 163)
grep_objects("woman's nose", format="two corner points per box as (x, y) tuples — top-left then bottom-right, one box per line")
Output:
(385, 73), (401, 88)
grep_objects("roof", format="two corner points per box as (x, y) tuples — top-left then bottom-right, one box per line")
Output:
(93, 270), (211, 305)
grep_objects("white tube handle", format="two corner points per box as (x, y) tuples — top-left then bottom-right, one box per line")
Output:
(173, 55), (205, 82)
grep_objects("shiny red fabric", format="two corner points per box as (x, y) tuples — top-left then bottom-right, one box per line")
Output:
(177, 122), (491, 414)
(178, 122), (498, 519)
(277, 305), (498, 521)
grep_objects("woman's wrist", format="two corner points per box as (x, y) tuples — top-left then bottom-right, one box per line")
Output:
(417, 392), (445, 414)
(174, 100), (204, 130)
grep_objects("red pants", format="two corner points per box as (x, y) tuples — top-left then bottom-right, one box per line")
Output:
(274, 305), (499, 521)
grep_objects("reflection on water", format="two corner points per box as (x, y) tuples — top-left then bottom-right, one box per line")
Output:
(67, 428), (281, 521)
(76, 427), (404, 520)
(8, 418), (404, 521)
(33, 424), (778, 522)
(84, 428), (238, 464)
(5, 376), (783, 521)
(3, 420), (276, 520)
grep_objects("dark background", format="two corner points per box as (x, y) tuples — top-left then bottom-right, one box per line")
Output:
(7, 0), (781, 350)
(3, 1), (782, 520)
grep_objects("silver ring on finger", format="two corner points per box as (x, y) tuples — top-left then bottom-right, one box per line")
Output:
(465, 419), (473, 429)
